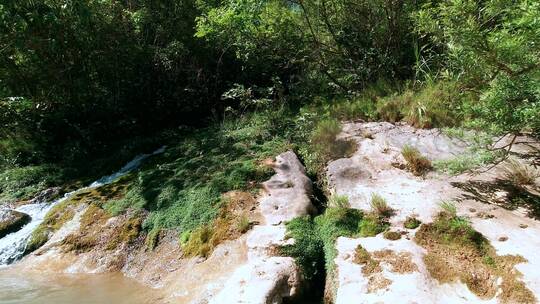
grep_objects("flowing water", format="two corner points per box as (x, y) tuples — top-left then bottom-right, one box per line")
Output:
(0, 147), (166, 303)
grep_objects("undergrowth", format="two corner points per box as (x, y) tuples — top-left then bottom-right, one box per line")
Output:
(281, 204), (393, 280)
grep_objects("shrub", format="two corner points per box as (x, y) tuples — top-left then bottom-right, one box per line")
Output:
(401, 145), (432, 176)
(330, 97), (377, 121)
(370, 193), (393, 217)
(403, 216), (421, 229)
(383, 230), (401, 241)
(376, 93), (408, 123)
(0, 164), (65, 203)
(502, 159), (539, 187)
(404, 82), (459, 128)
(359, 213), (387, 237)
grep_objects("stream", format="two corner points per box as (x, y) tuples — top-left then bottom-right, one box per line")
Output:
(0, 147), (166, 303)
(0, 270), (162, 304)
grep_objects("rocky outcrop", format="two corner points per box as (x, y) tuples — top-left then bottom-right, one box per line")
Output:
(327, 122), (540, 304)
(0, 209), (31, 238)
(211, 151), (315, 303)
(15, 151), (314, 304)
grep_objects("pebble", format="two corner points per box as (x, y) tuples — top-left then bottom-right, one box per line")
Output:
(519, 224), (528, 229)
(498, 236), (508, 242)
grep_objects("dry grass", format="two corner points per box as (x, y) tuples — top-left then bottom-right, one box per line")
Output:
(502, 159), (539, 187)
(367, 275), (392, 293)
(401, 145), (432, 176)
(415, 212), (535, 303)
(353, 245), (382, 275)
(236, 213), (251, 233)
(372, 250), (418, 274)
(383, 230), (401, 240)
(370, 193), (393, 217)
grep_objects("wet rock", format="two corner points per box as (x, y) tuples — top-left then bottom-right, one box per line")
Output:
(0, 208), (31, 238)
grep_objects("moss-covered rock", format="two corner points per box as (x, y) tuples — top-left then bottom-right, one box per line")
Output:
(0, 209), (31, 238)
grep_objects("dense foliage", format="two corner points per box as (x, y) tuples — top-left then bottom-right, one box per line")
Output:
(0, 0), (538, 255)
(2, 0), (537, 169)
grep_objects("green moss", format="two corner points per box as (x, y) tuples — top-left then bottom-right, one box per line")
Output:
(25, 226), (50, 253)
(26, 196), (77, 253)
(281, 207), (363, 279)
(359, 213), (387, 237)
(145, 228), (161, 251)
(404, 216), (421, 229)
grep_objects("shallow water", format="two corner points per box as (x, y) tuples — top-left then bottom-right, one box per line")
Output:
(0, 270), (164, 304)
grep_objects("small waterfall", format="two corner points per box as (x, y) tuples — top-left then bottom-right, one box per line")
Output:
(0, 146), (165, 266)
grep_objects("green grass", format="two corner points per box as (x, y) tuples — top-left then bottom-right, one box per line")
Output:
(404, 216), (421, 229)
(280, 205), (398, 280)
(0, 164), (65, 204)
(433, 150), (498, 175)
(328, 193), (350, 208)
(280, 207), (363, 279)
(433, 128), (499, 175)
(358, 213), (387, 237)
(95, 111), (291, 237)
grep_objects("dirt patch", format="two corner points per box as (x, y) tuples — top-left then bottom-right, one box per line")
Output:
(372, 250), (418, 274)
(415, 213), (536, 303)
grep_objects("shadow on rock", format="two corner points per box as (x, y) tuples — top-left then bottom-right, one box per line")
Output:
(451, 180), (540, 219)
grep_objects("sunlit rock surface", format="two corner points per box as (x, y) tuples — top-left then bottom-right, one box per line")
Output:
(328, 122), (540, 304)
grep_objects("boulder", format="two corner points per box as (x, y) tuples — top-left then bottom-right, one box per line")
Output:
(0, 208), (31, 238)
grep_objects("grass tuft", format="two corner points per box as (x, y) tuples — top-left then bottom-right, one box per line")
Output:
(403, 216), (421, 229)
(370, 193), (393, 217)
(328, 193), (350, 208)
(502, 159), (539, 187)
(401, 145), (432, 176)
(359, 213), (388, 237)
